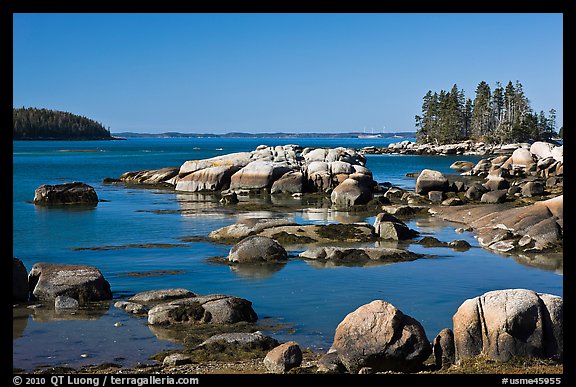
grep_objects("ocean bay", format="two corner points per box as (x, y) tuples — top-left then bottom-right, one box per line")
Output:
(12, 138), (562, 371)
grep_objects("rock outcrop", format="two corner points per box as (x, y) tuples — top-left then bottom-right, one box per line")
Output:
(452, 289), (563, 362)
(28, 263), (112, 305)
(329, 300), (432, 373)
(431, 195), (563, 253)
(115, 145), (376, 202)
(34, 182), (99, 206)
(299, 247), (423, 266)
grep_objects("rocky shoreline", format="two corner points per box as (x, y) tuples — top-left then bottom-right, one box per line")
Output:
(16, 140), (563, 374)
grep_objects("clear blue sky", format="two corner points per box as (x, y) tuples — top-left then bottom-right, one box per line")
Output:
(13, 13), (563, 134)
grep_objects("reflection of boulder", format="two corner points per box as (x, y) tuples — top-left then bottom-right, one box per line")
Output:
(228, 262), (286, 280)
(13, 306), (29, 339)
(148, 324), (189, 344)
(29, 301), (111, 322)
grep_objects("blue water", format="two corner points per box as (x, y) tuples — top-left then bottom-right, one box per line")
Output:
(12, 138), (563, 371)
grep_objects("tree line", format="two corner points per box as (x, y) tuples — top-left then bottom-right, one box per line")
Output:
(415, 81), (558, 145)
(13, 107), (113, 140)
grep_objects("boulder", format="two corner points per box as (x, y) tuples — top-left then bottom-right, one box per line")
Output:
(330, 161), (354, 175)
(163, 353), (192, 367)
(54, 295), (79, 309)
(453, 289), (563, 362)
(415, 169), (449, 195)
(530, 141), (555, 160)
(148, 294), (258, 325)
(271, 171), (303, 194)
(330, 178), (373, 208)
(178, 152), (252, 175)
(316, 352), (346, 374)
(330, 300), (432, 373)
(263, 341), (303, 373)
(449, 161), (475, 171)
(259, 223), (376, 244)
(521, 181), (544, 197)
(472, 159), (492, 175)
(33, 182), (98, 206)
(448, 240), (471, 250)
(129, 288), (195, 303)
(227, 235), (288, 263)
(551, 145), (563, 163)
(13, 258), (29, 302)
(441, 197), (464, 206)
(208, 218), (297, 241)
(175, 165), (240, 192)
(299, 246), (422, 264)
(433, 328), (455, 369)
(373, 212), (418, 240)
(114, 301), (148, 314)
(480, 190), (507, 204)
(306, 161), (332, 192)
(428, 190), (444, 203)
(510, 147), (534, 168)
(200, 332), (279, 349)
(28, 263), (112, 305)
(465, 183), (487, 201)
(418, 236), (447, 247)
(483, 177), (510, 191)
(118, 167), (179, 185)
(230, 161), (292, 191)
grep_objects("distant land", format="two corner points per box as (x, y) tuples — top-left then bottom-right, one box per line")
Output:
(13, 107), (114, 141)
(112, 131), (416, 139)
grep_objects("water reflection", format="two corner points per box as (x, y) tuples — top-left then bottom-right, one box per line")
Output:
(299, 208), (367, 224)
(28, 302), (111, 322)
(229, 262), (287, 280)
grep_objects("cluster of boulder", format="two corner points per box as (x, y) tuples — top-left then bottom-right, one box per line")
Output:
(318, 289), (562, 374)
(113, 145), (378, 208)
(361, 139), (562, 159)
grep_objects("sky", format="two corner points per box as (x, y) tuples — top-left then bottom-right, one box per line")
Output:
(13, 13), (563, 134)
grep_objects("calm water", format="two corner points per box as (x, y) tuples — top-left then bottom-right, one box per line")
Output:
(12, 138), (563, 371)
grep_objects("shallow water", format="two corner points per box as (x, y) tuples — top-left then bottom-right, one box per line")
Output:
(12, 138), (562, 371)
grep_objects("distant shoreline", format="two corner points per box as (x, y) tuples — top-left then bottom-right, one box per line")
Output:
(110, 131), (416, 139)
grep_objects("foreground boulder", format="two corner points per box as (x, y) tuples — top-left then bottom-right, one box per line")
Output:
(148, 294), (257, 325)
(33, 182), (99, 206)
(264, 341), (303, 373)
(13, 258), (29, 302)
(330, 300), (432, 373)
(453, 289), (562, 363)
(373, 212), (419, 240)
(28, 263), (112, 305)
(227, 236), (288, 263)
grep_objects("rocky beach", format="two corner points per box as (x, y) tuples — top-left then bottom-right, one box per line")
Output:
(13, 139), (563, 375)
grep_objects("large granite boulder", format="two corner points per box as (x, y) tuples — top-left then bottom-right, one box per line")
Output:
(13, 258), (29, 302)
(264, 341), (303, 373)
(178, 152), (252, 176)
(529, 141), (555, 160)
(270, 171), (303, 194)
(373, 213), (419, 240)
(227, 236), (288, 263)
(230, 161), (291, 191)
(433, 328), (455, 369)
(33, 182), (98, 206)
(415, 169), (449, 195)
(28, 263), (112, 305)
(208, 218), (297, 241)
(147, 294), (258, 325)
(330, 178), (373, 208)
(453, 289), (563, 362)
(175, 165), (241, 192)
(330, 300), (432, 373)
(117, 167), (179, 185)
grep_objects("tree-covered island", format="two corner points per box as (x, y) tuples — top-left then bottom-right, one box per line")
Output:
(13, 107), (114, 140)
(415, 80), (558, 145)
